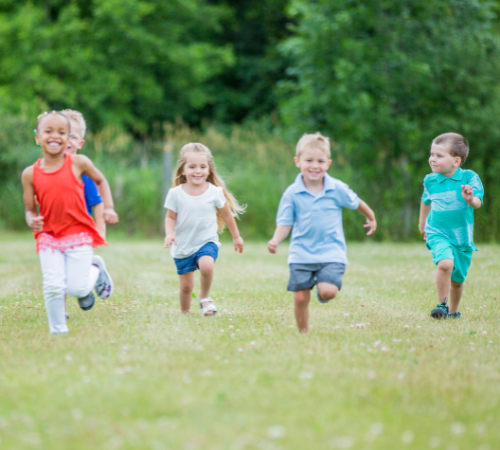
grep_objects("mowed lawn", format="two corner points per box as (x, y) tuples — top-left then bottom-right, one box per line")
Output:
(0, 233), (499, 450)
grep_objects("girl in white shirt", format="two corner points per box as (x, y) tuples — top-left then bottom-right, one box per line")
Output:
(164, 143), (245, 316)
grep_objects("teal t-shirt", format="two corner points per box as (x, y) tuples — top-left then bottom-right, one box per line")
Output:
(421, 168), (484, 251)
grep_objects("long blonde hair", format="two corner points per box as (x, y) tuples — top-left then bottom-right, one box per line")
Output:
(172, 143), (245, 232)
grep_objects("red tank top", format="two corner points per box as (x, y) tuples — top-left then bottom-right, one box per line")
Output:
(32, 153), (107, 251)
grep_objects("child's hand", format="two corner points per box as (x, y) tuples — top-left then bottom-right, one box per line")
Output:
(164, 234), (177, 248)
(268, 239), (278, 253)
(418, 222), (426, 240)
(461, 184), (474, 204)
(103, 208), (119, 224)
(233, 236), (244, 253)
(363, 218), (377, 235)
(28, 215), (44, 232)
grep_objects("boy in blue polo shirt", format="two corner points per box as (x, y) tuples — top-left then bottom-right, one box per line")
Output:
(268, 133), (377, 333)
(419, 133), (484, 319)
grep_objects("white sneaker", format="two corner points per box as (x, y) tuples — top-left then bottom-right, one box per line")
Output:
(92, 255), (114, 299)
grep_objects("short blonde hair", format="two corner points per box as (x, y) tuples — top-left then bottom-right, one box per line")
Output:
(296, 132), (331, 158)
(60, 109), (87, 138)
(433, 132), (469, 166)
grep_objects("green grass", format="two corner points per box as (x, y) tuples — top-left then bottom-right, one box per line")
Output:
(0, 233), (499, 449)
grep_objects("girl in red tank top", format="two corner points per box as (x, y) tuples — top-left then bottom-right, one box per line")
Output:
(22, 111), (119, 335)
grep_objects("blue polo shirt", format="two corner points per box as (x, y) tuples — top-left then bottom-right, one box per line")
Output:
(82, 175), (102, 216)
(277, 173), (360, 265)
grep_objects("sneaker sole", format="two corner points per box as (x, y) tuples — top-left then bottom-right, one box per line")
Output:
(92, 255), (114, 300)
(430, 309), (447, 319)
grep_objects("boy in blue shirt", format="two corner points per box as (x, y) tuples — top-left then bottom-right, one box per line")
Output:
(61, 109), (106, 238)
(268, 133), (377, 333)
(419, 133), (484, 319)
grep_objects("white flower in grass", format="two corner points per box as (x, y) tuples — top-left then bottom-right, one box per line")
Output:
(404, 325), (409, 330)
(350, 324), (355, 329)
(367, 371), (376, 380)
(267, 425), (286, 439)
(483, 330), (487, 336)
(356, 323), (365, 329)
(398, 372), (405, 379)
(450, 422), (465, 436)
(229, 325), (233, 330)
(381, 346), (389, 353)
(344, 313), (349, 319)
(299, 371), (314, 380)
(373, 340), (381, 348)
(401, 430), (414, 444)
(237, 348), (243, 353)
(331, 436), (354, 449)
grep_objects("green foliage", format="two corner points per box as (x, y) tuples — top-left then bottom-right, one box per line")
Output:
(0, 0), (233, 132)
(279, 0), (500, 240)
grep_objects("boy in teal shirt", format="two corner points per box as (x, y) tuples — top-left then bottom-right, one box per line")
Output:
(419, 133), (484, 319)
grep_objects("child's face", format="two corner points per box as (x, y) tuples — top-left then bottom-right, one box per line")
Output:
(429, 143), (461, 175)
(294, 148), (332, 183)
(35, 115), (70, 157)
(182, 152), (210, 186)
(65, 120), (84, 155)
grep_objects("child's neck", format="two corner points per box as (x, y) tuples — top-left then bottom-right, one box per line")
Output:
(441, 166), (459, 178)
(182, 180), (209, 196)
(40, 151), (65, 172)
(302, 175), (324, 195)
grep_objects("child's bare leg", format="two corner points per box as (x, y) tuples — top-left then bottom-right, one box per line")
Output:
(294, 289), (310, 333)
(449, 281), (464, 313)
(436, 259), (453, 303)
(179, 272), (194, 314)
(198, 255), (215, 315)
(317, 282), (338, 301)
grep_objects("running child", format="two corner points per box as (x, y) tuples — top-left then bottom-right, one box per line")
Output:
(164, 143), (244, 316)
(268, 133), (377, 333)
(21, 111), (119, 335)
(419, 133), (484, 319)
(61, 109), (105, 237)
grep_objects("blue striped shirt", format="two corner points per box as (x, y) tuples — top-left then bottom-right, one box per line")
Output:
(422, 168), (484, 251)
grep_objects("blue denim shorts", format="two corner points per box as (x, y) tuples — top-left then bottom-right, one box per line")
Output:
(174, 242), (219, 275)
(287, 262), (346, 291)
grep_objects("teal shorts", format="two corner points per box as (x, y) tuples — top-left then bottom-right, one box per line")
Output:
(426, 236), (473, 283)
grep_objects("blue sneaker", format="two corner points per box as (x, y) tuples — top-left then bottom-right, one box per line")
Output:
(430, 302), (448, 320)
(78, 291), (95, 311)
(448, 311), (461, 318)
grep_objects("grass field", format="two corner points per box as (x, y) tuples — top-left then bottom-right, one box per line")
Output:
(0, 233), (499, 450)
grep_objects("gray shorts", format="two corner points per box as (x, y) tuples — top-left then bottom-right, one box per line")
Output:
(287, 263), (346, 292)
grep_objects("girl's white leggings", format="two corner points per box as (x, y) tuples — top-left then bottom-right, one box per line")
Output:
(39, 245), (99, 334)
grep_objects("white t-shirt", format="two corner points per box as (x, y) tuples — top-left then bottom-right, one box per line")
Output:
(164, 183), (226, 259)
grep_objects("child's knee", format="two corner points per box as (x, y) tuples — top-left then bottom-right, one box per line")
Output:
(318, 283), (338, 300)
(451, 280), (463, 288)
(42, 283), (65, 300)
(180, 282), (194, 294)
(437, 259), (453, 272)
(294, 290), (310, 306)
(198, 256), (214, 274)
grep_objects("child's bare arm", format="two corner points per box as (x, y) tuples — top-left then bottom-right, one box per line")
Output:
(93, 203), (106, 239)
(218, 203), (244, 253)
(21, 167), (44, 232)
(268, 225), (292, 253)
(419, 202), (431, 239)
(73, 155), (119, 224)
(164, 209), (178, 248)
(357, 200), (377, 235)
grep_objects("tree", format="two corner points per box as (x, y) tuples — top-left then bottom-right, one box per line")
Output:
(0, 0), (233, 133)
(279, 0), (500, 239)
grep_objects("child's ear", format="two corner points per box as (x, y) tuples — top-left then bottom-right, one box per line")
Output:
(294, 156), (300, 167)
(78, 140), (85, 150)
(327, 159), (332, 169)
(454, 156), (462, 167)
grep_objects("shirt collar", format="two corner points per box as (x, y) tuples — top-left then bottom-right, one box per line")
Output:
(292, 173), (336, 194)
(436, 167), (464, 183)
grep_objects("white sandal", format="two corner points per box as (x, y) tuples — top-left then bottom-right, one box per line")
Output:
(200, 297), (217, 316)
